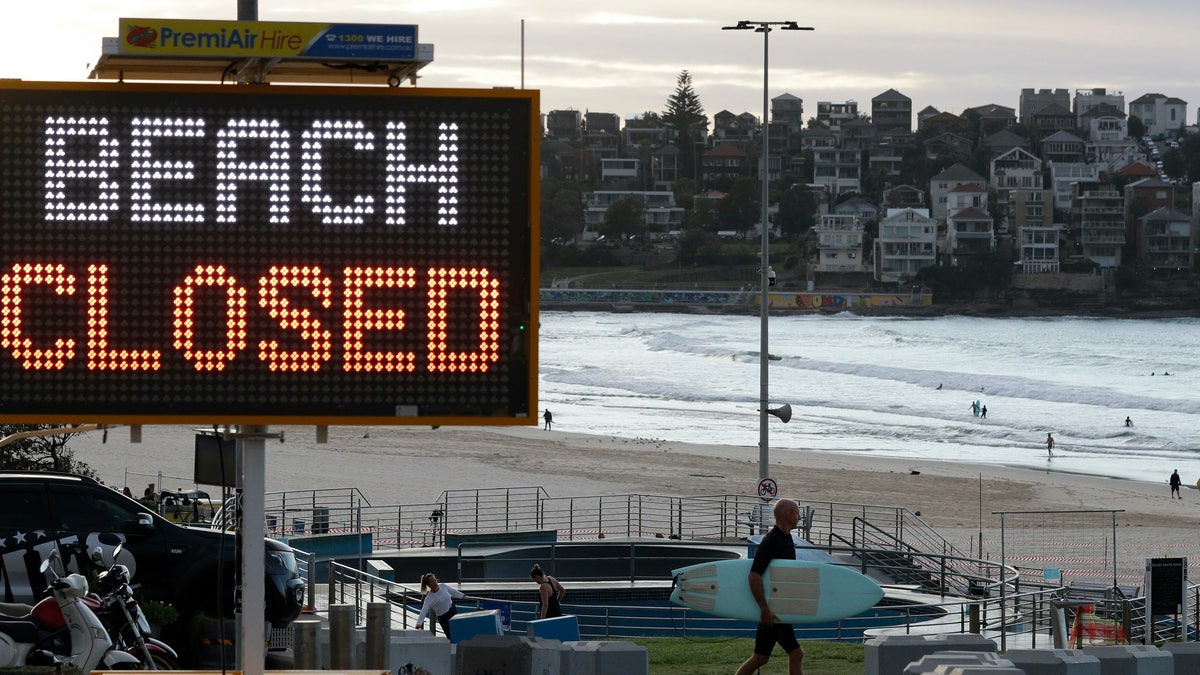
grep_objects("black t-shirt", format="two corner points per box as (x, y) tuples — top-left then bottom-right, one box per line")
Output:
(750, 525), (796, 576)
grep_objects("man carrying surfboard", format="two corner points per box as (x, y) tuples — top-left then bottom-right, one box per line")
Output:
(736, 498), (805, 675)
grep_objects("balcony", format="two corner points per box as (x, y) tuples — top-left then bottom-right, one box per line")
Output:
(1081, 233), (1125, 244)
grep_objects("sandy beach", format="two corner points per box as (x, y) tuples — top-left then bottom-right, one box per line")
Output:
(67, 423), (1197, 572)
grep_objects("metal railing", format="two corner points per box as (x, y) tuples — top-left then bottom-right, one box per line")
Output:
(250, 487), (961, 559)
(307, 549), (1200, 648)
(272, 486), (1200, 648)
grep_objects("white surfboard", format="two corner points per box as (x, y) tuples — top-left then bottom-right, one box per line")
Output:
(670, 558), (883, 624)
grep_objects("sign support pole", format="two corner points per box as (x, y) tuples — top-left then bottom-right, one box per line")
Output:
(238, 425), (267, 675)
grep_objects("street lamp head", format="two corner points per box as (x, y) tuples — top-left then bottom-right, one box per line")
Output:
(721, 21), (753, 30)
(781, 22), (815, 31)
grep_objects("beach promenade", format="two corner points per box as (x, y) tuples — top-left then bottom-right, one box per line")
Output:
(71, 423), (1195, 569)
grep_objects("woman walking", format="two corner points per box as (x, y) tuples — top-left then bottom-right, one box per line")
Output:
(530, 564), (565, 619)
(415, 572), (465, 639)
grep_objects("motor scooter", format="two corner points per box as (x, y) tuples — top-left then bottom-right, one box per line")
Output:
(0, 548), (140, 672)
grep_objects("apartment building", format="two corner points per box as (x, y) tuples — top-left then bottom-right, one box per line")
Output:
(1020, 88), (1070, 123)
(990, 147), (1043, 192)
(1008, 187), (1054, 232)
(871, 89), (912, 132)
(945, 183), (993, 262)
(875, 208), (937, 284)
(545, 109), (582, 140)
(1046, 162), (1099, 208)
(1073, 88), (1125, 126)
(1071, 181), (1125, 268)
(582, 190), (685, 240)
(701, 143), (750, 182)
(1137, 207), (1195, 272)
(1039, 131), (1085, 164)
(1018, 223), (1062, 274)
(1128, 93), (1188, 137)
(771, 93), (805, 135)
(930, 164), (987, 221)
(816, 100), (859, 134)
(814, 214), (867, 274)
(812, 148), (861, 197)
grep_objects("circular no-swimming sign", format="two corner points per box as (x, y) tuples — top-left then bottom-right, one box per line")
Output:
(757, 477), (779, 502)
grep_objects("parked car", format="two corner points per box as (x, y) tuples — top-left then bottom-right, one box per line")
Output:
(0, 471), (303, 661)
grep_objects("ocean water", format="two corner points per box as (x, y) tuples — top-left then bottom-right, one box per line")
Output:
(538, 311), (1200, 488)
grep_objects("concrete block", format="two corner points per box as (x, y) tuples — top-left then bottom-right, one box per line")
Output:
(528, 614), (580, 642)
(865, 634), (998, 675)
(317, 624), (364, 668)
(1161, 642), (1200, 674)
(366, 558), (394, 581)
(1081, 645), (1172, 674)
(455, 635), (567, 675)
(1003, 648), (1101, 675)
(568, 640), (649, 675)
(903, 651), (1013, 674)
(387, 633), (453, 675)
(447, 609), (503, 644)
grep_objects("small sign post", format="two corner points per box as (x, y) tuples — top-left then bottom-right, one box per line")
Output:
(757, 476), (779, 502)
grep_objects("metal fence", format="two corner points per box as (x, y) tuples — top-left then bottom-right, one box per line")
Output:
(252, 487), (961, 556)
(300, 547), (1200, 648)
(270, 486), (1200, 648)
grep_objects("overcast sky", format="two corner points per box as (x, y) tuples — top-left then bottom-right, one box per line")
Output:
(6, 1), (1200, 126)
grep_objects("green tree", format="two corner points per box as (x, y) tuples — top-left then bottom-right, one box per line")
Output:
(672, 177), (698, 213)
(0, 425), (95, 475)
(625, 111), (663, 128)
(686, 197), (718, 230)
(662, 71), (706, 180)
(1180, 132), (1200, 183)
(601, 195), (647, 240)
(775, 185), (817, 236)
(677, 229), (722, 265)
(1127, 115), (1146, 140)
(1162, 147), (1185, 180)
(717, 177), (760, 236)
(540, 180), (585, 244)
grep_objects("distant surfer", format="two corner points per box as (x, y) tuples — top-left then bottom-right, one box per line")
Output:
(936, 383), (942, 390)
(1170, 470), (1182, 499)
(1045, 433), (1055, 457)
(980, 405), (987, 419)
(736, 498), (804, 675)
(969, 401), (980, 417)
(1125, 416), (1133, 427)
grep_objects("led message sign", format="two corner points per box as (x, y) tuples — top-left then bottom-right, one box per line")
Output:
(0, 82), (538, 425)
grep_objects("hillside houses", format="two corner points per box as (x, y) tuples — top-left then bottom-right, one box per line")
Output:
(543, 85), (1198, 288)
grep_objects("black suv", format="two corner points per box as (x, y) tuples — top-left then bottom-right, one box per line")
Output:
(0, 472), (303, 652)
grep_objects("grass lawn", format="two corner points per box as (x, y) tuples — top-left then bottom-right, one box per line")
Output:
(630, 638), (865, 674)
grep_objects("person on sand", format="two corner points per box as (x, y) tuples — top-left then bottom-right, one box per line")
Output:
(415, 572), (465, 639)
(530, 564), (565, 619)
(1170, 470), (1182, 499)
(1046, 433), (1055, 457)
(543, 408), (553, 431)
(736, 498), (805, 675)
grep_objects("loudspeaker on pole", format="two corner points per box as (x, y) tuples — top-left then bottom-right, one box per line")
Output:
(768, 404), (792, 423)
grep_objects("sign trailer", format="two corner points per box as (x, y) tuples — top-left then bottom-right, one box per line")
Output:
(0, 81), (539, 426)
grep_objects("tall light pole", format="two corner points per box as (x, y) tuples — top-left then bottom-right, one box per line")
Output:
(723, 21), (813, 482)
